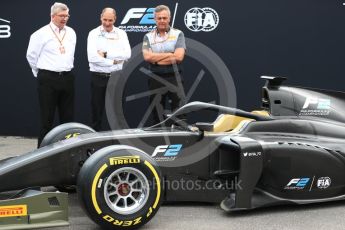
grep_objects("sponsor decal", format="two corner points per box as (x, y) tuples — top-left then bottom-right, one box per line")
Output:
(0, 205), (27, 217)
(184, 7), (219, 32)
(317, 177), (331, 189)
(284, 178), (310, 190)
(119, 8), (156, 32)
(65, 132), (80, 139)
(243, 151), (261, 157)
(109, 156), (140, 165)
(300, 97), (331, 116)
(0, 18), (11, 38)
(152, 144), (182, 161)
(103, 215), (142, 227)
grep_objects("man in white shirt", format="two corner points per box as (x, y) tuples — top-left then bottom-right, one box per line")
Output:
(26, 2), (77, 147)
(87, 7), (131, 131)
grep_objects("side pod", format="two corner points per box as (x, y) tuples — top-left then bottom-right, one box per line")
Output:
(220, 136), (263, 211)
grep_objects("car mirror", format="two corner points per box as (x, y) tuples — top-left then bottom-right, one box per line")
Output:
(195, 122), (214, 132)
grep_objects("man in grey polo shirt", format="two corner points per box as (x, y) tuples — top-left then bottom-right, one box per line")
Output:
(142, 5), (186, 125)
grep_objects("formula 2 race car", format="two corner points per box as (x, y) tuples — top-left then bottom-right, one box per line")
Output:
(1, 76), (345, 229)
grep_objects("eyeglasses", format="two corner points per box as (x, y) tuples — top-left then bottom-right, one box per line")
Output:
(156, 16), (169, 21)
(56, 14), (70, 19)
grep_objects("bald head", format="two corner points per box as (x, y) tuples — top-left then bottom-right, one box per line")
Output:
(101, 8), (116, 17)
(100, 7), (116, 32)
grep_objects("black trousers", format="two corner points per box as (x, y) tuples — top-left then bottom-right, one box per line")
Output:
(148, 72), (185, 125)
(37, 69), (75, 146)
(91, 72), (110, 131)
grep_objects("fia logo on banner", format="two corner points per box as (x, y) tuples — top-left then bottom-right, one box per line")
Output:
(184, 7), (219, 32)
(0, 18), (11, 38)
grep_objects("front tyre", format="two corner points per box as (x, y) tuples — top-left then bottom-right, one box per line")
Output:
(77, 145), (163, 229)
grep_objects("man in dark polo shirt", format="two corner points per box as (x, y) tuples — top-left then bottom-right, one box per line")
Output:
(142, 5), (186, 125)
(26, 2), (76, 147)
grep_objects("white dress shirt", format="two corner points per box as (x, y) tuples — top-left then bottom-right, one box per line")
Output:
(87, 26), (131, 73)
(26, 22), (76, 77)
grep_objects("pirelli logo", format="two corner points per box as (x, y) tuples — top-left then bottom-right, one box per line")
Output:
(0, 205), (27, 217)
(168, 35), (177, 40)
(109, 156), (140, 166)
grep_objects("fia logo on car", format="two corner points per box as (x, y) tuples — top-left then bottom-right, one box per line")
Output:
(152, 144), (183, 157)
(317, 177), (331, 189)
(284, 178), (310, 190)
(0, 18), (11, 38)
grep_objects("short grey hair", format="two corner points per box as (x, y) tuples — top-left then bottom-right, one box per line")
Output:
(101, 8), (116, 17)
(51, 2), (69, 16)
(155, 5), (171, 17)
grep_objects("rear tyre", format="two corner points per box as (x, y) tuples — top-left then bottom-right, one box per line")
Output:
(77, 145), (163, 229)
(40, 122), (95, 148)
(40, 122), (95, 193)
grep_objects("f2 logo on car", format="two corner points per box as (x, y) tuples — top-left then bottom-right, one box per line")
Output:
(286, 178), (310, 188)
(302, 97), (330, 109)
(152, 144), (183, 157)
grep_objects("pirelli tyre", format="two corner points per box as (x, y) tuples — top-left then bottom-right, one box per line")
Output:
(77, 145), (163, 230)
(40, 122), (95, 193)
(40, 122), (95, 148)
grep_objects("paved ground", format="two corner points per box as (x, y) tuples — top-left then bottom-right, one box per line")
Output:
(1, 136), (345, 230)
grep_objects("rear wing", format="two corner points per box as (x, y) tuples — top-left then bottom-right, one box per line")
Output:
(261, 76), (287, 87)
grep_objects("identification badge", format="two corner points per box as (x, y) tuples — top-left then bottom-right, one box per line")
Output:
(59, 46), (65, 54)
